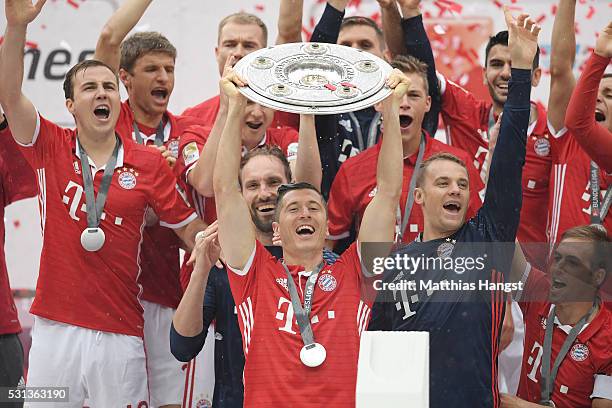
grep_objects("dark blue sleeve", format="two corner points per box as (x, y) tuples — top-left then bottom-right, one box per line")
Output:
(311, 3), (344, 44)
(401, 15), (440, 138)
(480, 68), (531, 242)
(169, 268), (218, 362)
(311, 3), (346, 199)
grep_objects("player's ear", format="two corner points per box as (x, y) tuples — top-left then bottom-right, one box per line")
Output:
(272, 221), (280, 235)
(118, 68), (131, 89)
(65, 98), (75, 115)
(414, 187), (424, 205)
(531, 67), (542, 87)
(592, 267), (606, 288)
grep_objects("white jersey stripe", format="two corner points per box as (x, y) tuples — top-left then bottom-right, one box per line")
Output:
(36, 169), (46, 234)
(356, 300), (364, 327)
(238, 297), (255, 355)
(359, 306), (371, 335)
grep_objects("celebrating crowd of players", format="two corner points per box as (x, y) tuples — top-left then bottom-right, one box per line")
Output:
(0, 0), (610, 407)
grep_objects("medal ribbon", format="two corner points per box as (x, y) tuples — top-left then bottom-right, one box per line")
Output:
(78, 136), (121, 228)
(539, 300), (598, 405)
(133, 118), (165, 147)
(395, 133), (426, 243)
(589, 161), (611, 224)
(281, 262), (325, 348)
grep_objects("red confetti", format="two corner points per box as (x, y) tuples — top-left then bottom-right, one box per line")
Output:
(467, 24), (479, 32)
(25, 41), (38, 49)
(13, 220), (20, 229)
(370, 12), (381, 24)
(67, 0), (79, 8)
(254, 4), (264, 12)
(535, 14), (546, 24)
(551, 4), (557, 15)
(468, 48), (479, 61)
(348, 0), (362, 8)
(493, 0), (503, 9)
(309, 17), (315, 29)
(578, 0), (586, 4)
(437, 0), (463, 13)
(424, 11), (433, 18)
(586, 6), (595, 19)
(41, 24), (47, 30)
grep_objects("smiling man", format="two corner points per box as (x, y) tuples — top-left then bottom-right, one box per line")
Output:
(369, 9), (540, 407)
(212, 64), (409, 406)
(0, 0), (200, 406)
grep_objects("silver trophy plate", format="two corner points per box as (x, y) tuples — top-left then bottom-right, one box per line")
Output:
(234, 42), (393, 115)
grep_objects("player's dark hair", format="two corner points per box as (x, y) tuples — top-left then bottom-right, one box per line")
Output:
(391, 55), (429, 94)
(239, 145), (292, 188)
(120, 32), (177, 73)
(340, 16), (385, 50)
(485, 30), (540, 70)
(416, 152), (468, 188)
(274, 182), (327, 221)
(218, 12), (268, 47)
(561, 225), (611, 277)
(63, 59), (119, 100)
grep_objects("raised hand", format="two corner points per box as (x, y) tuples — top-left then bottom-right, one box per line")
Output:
(503, 6), (541, 70)
(595, 22), (612, 58)
(375, 0), (396, 8)
(5, 0), (47, 26)
(219, 67), (248, 103)
(396, 0), (421, 10)
(187, 221), (221, 277)
(383, 68), (411, 110)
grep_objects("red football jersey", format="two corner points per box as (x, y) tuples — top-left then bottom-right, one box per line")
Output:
(0, 128), (37, 334)
(327, 136), (483, 243)
(439, 76), (552, 260)
(115, 101), (204, 309)
(182, 94), (300, 130)
(547, 127), (611, 247)
(17, 114), (197, 337)
(175, 125), (300, 289)
(227, 241), (373, 407)
(517, 266), (612, 407)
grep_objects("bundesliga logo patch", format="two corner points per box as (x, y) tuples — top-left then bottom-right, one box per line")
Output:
(570, 343), (589, 362)
(318, 273), (337, 292)
(117, 168), (137, 190)
(168, 140), (180, 159)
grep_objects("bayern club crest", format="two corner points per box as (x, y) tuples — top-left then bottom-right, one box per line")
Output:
(570, 343), (589, 362)
(118, 169), (137, 190)
(318, 273), (337, 292)
(437, 241), (455, 259)
(534, 137), (550, 157)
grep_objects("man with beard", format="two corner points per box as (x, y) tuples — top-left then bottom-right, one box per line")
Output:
(171, 145), (336, 408)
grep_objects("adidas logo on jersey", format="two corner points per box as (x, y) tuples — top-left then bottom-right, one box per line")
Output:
(276, 278), (288, 292)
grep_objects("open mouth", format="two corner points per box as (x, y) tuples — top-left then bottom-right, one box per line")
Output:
(246, 121), (263, 130)
(399, 114), (413, 129)
(296, 224), (315, 236)
(595, 110), (606, 123)
(151, 88), (168, 101)
(256, 203), (275, 214)
(496, 83), (508, 92)
(551, 277), (567, 290)
(93, 105), (110, 119)
(443, 201), (461, 214)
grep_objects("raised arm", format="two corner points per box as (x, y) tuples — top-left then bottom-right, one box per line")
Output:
(311, 1), (347, 44)
(377, 0), (407, 57)
(358, 70), (409, 245)
(547, 0), (576, 133)
(187, 57), (234, 197)
(565, 24), (612, 173)
(293, 114), (322, 189)
(276, 0), (304, 44)
(212, 71), (256, 270)
(398, 0), (441, 139)
(0, 0), (46, 145)
(482, 9), (538, 241)
(94, 0), (152, 72)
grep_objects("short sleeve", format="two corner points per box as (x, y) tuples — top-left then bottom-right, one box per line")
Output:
(327, 165), (355, 240)
(517, 264), (550, 317)
(16, 113), (69, 167)
(148, 153), (197, 228)
(0, 128), (37, 205)
(268, 127), (299, 161)
(226, 241), (276, 308)
(175, 125), (210, 183)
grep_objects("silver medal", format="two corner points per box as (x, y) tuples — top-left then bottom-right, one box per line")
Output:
(80, 227), (105, 252)
(300, 342), (327, 368)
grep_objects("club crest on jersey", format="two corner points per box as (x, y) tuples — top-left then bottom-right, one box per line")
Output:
(318, 272), (337, 292)
(534, 138), (550, 157)
(570, 343), (589, 362)
(168, 140), (180, 159)
(437, 239), (455, 259)
(117, 168), (138, 190)
(195, 396), (212, 408)
(182, 141), (200, 166)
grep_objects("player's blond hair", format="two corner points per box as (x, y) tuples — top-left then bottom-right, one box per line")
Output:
(217, 12), (268, 47)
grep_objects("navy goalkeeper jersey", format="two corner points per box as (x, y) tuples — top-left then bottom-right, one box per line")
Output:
(368, 69), (532, 408)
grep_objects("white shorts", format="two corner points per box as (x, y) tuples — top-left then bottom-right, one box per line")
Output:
(142, 300), (184, 407)
(26, 317), (148, 408)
